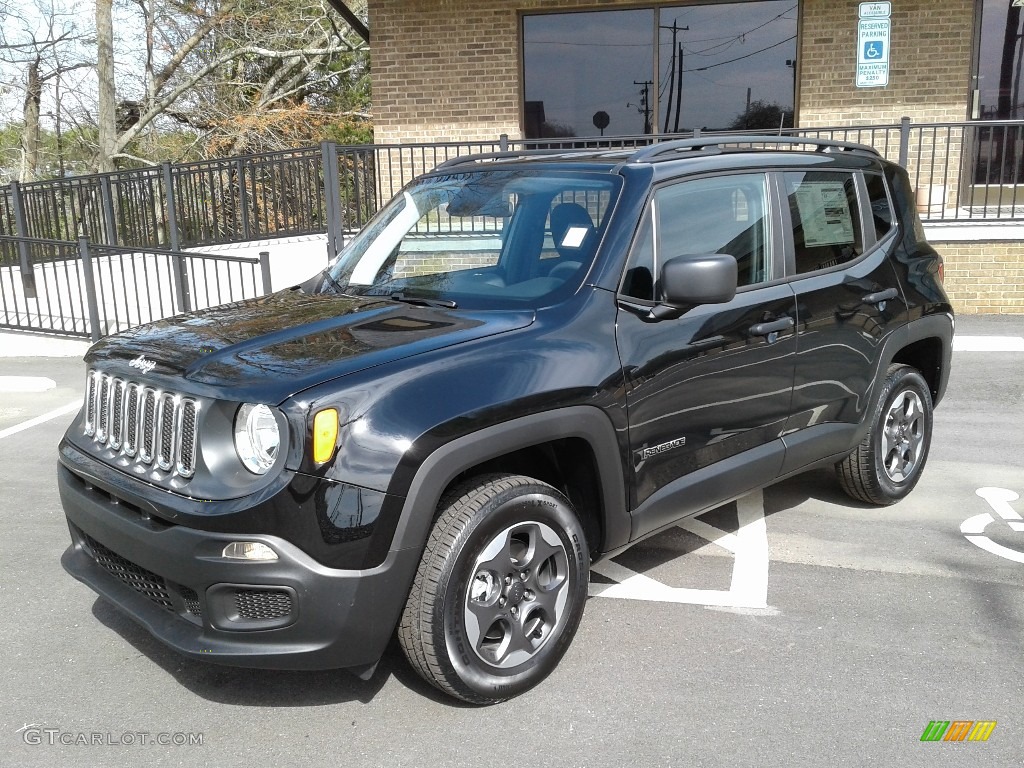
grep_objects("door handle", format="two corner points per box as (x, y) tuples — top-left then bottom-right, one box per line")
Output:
(862, 287), (898, 305)
(749, 316), (794, 337)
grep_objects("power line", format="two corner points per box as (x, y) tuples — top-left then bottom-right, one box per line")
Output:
(685, 5), (797, 56)
(527, 4), (796, 52)
(687, 35), (796, 72)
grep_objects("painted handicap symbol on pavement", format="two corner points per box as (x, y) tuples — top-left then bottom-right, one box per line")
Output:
(961, 487), (1024, 564)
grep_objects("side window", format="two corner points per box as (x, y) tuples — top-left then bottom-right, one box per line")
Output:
(784, 171), (863, 275)
(620, 173), (771, 300)
(865, 173), (894, 240)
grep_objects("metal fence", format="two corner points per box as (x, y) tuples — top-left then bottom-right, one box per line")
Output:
(4, 119), (1024, 270)
(4, 117), (1024, 340)
(0, 235), (271, 341)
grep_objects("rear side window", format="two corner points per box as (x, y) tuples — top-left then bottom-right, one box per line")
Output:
(865, 173), (894, 240)
(784, 171), (863, 275)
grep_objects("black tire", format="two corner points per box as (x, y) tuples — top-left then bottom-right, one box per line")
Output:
(836, 364), (934, 505)
(398, 473), (589, 704)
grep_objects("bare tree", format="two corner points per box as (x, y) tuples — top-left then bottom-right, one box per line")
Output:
(0, 0), (91, 180)
(89, 0), (369, 168)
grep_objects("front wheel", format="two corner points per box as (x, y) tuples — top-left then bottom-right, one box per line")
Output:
(398, 473), (589, 704)
(836, 364), (934, 505)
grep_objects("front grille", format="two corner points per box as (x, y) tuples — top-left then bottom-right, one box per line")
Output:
(85, 370), (199, 478)
(82, 534), (201, 623)
(85, 535), (174, 610)
(235, 590), (294, 621)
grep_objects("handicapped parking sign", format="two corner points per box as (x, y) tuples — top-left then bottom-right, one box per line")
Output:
(863, 40), (885, 60)
(857, 17), (890, 87)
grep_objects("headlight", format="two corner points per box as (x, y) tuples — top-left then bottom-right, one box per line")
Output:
(234, 403), (280, 474)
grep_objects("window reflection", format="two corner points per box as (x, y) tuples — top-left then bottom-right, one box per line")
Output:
(523, 10), (654, 139)
(659, 2), (796, 132)
(972, 1), (1024, 185)
(976, 0), (1024, 119)
(522, 2), (798, 139)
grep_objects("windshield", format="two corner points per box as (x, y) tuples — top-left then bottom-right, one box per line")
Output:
(320, 169), (621, 310)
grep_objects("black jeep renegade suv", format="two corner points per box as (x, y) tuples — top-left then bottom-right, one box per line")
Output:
(58, 137), (953, 704)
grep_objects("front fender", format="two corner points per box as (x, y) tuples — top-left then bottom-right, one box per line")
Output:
(388, 406), (629, 558)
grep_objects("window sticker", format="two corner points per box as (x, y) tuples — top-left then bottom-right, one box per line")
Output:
(794, 181), (854, 247)
(561, 226), (588, 249)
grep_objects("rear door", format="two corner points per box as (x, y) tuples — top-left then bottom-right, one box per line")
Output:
(616, 172), (797, 539)
(779, 168), (905, 473)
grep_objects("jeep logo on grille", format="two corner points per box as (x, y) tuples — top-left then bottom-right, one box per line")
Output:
(128, 355), (157, 375)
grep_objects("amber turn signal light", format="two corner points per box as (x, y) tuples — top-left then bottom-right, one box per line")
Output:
(312, 409), (339, 464)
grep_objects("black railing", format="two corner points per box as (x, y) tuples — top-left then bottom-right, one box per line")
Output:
(4, 118), (1024, 340)
(5, 120), (1024, 267)
(0, 235), (271, 340)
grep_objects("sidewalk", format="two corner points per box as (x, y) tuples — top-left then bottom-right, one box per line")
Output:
(0, 330), (90, 358)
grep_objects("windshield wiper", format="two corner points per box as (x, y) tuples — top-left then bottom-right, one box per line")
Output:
(389, 292), (458, 309)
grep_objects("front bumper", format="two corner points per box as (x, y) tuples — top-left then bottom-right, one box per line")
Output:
(59, 464), (420, 671)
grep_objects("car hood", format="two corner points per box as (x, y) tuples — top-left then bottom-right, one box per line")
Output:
(85, 289), (535, 403)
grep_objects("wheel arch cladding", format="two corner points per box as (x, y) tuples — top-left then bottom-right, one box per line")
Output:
(888, 313), (953, 406)
(388, 406), (629, 559)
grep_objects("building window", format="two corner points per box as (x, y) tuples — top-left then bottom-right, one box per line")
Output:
(975, 0), (1024, 120)
(971, 1), (1024, 187)
(522, 2), (798, 140)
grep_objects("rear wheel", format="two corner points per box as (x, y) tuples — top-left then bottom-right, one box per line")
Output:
(398, 473), (589, 704)
(836, 364), (933, 505)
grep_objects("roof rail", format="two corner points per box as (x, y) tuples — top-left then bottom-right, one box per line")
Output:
(435, 148), (589, 170)
(623, 135), (881, 165)
(433, 136), (880, 173)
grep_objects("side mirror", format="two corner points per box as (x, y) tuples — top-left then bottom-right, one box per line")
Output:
(645, 254), (737, 320)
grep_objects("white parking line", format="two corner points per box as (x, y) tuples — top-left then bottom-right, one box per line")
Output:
(589, 489), (770, 609)
(0, 401), (81, 441)
(953, 336), (1024, 352)
(0, 376), (56, 393)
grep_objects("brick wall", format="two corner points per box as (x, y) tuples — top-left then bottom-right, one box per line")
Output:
(370, 0), (519, 144)
(798, 0), (974, 127)
(931, 239), (1024, 315)
(370, 0), (977, 143)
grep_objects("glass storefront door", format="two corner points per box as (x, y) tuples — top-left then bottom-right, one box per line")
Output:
(971, 1), (1024, 194)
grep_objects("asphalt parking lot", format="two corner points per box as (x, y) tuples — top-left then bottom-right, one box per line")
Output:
(1, 315), (1022, 768)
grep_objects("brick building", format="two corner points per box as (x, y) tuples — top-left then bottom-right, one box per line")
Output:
(365, 0), (1024, 313)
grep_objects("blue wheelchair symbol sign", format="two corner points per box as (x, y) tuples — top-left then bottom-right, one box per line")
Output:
(863, 40), (885, 60)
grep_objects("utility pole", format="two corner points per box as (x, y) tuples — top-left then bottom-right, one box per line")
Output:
(631, 80), (653, 134)
(659, 20), (689, 133)
(674, 41), (684, 133)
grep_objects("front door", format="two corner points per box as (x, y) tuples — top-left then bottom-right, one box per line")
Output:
(616, 172), (796, 539)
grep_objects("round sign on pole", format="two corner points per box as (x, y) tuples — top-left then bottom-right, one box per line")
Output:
(592, 111), (610, 136)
